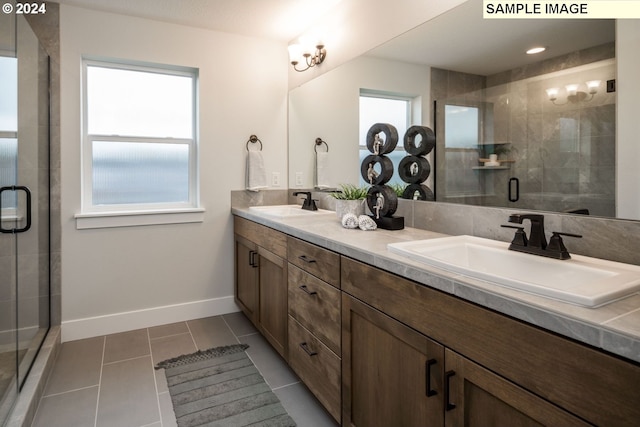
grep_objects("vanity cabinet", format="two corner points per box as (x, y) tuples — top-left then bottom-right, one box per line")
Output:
(341, 256), (640, 427)
(342, 294), (444, 427)
(234, 217), (288, 358)
(234, 234), (258, 325)
(287, 237), (342, 422)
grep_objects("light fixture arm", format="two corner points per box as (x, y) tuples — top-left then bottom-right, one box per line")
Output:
(291, 44), (326, 72)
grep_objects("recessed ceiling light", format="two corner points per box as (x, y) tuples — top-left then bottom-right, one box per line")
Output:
(526, 46), (546, 55)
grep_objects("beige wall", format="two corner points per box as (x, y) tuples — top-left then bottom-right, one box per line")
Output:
(287, 0), (466, 89)
(59, 5), (288, 340)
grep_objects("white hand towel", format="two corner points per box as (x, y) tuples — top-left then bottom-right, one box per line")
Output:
(246, 150), (267, 192)
(315, 152), (331, 189)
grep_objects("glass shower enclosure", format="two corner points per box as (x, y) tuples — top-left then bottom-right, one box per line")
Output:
(0, 11), (51, 424)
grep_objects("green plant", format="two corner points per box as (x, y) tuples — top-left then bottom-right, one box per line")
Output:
(390, 183), (407, 197)
(491, 144), (512, 157)
(330, 184), (368, 200)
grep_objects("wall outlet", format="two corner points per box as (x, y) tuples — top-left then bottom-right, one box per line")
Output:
(295, 172), (303, 187)
(271, 172), (280, 187)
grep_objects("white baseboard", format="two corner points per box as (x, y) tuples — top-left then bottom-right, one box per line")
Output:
(61, 296), (240, 342)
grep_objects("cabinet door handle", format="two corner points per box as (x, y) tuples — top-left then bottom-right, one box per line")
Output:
(299, 342), (318, 356)
(249, 250), (258, 268)
(425, 358), (438, 397)
(298, 255), (317, 264)
(299, 285), (318, 296)
(445, 370), (456, 411)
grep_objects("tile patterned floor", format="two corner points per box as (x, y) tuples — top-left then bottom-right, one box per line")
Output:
(31, 312), (338, 427)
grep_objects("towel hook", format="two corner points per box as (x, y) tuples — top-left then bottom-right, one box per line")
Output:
(246, 135), (263, 151)
(314, 137), (329, 153)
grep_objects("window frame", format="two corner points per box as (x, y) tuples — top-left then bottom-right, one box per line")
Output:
(80, 57), (200, 216)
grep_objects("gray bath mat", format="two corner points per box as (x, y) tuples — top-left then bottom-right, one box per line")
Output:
(156, 344), (296, 427)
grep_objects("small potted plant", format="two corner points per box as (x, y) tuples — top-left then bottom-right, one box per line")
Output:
(330, 184), (368, 219)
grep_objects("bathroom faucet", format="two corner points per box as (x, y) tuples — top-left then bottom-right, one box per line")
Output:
(508, 214), (547, 249)
(292, 191), (318, 211)
(502, 213), (582, 260)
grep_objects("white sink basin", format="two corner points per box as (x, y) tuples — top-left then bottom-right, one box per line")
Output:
(249, 205), (333, 218)
(387, 235), (640, 307)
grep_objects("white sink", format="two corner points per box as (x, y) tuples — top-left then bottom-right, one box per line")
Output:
(249, 205), (334, 218)
(387, 235), (640, 307)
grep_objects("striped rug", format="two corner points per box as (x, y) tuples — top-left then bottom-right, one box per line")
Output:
(156, 344), (296, 427)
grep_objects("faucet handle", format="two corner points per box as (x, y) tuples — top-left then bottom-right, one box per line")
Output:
(547, 232), (582, 260)
(501, 224), (528, 247)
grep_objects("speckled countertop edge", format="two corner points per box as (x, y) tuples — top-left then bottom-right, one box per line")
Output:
(232, 207), (640, 364)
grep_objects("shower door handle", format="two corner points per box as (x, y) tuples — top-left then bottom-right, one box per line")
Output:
(508, 177), (519, 202)
(0, 186), (32, 234)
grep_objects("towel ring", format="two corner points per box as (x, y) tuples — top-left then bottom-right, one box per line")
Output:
(314, 138), (329, 153)
(246, 135), (263, 151)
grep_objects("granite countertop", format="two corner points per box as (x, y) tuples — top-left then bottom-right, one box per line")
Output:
(232, 206), (640, 364)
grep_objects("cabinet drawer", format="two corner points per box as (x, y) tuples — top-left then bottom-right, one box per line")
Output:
(288, 316), (341, 423)
(287, 237), (340, 288)
(288, 264), (341, 355)
(234, 216), (287, 258)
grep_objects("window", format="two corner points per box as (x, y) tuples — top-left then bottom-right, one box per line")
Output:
(358, 93), (411, 187)
(82, 59), (198, 216)
(0, 55), (18, 212)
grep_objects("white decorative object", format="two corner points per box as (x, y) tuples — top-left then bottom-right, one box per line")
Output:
(335, 199), (365, 219)
(341, 213), (359, 229)
(358, 215), (377, 231)
(484, 153), (500, 167)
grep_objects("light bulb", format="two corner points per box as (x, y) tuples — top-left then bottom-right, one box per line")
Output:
(586, 80), (601, 94)
(546, 88), (559, 101)
(565, 84), (579, 97)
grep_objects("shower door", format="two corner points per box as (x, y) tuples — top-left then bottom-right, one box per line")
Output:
(0, 13), (50, 424)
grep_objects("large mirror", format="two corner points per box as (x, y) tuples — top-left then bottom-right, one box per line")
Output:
(288, 0), (635, 219)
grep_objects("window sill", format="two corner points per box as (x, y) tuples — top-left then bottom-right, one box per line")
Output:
(75, 208), (205, 229)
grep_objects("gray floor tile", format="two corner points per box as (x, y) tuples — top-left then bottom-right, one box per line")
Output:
(158, 391), (178, 427)
(239, 333), (299, 389)
(148, 321), (189, 339)
(96, 356), (160, 427)
(149, 332), (197, 365)
(155, 368), (168, 393)
(103, 328), (150, 364)
(43, 336), (104, 395)
(274, 382), (339, 427)
(32, 385), (98, 427)
(223, 311), (258, 336)
(187, 316), (238, 350)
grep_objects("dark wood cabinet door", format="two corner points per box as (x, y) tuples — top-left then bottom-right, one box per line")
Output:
(234, 235), (258, 325)
(444, 349), (592, 427)
(342, 294), (444, 427)
(258, 247), (288, 359)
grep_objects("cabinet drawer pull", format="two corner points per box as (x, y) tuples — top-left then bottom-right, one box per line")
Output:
(298, 255), (317, 264)
(249, 250), (258, 268)
(299, 285), (318, 296)
(299, 342), (318, 357)
(426, 358), (438, 397)
(445, 370), (456, 411)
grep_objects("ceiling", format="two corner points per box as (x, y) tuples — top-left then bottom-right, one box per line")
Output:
(367, 0), (615, 76)
(55, 0), (344, 42)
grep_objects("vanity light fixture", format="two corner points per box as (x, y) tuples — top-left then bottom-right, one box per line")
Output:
(546, 80), (601, 105)
(288, 40), (326, 72)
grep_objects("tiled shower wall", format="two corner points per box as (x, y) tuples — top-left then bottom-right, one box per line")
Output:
(25, 2), (60, 328)
(432, 43), (616, 217)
